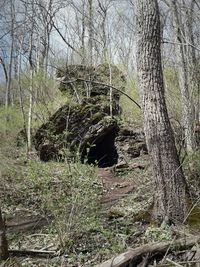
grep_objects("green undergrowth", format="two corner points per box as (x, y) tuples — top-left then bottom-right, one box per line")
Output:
(1, 152), (200, 266)
(0, 106), (24, 158)
(184, 150), (200, 230)
(120, 79), (142, 126)
(1, 160), (102, 243)
(0, 150), (154, 266)
(184, 150), (200, 184)
(0, 124), (200, 267)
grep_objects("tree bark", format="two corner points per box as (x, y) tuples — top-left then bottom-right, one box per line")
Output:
(5, 0), (15, 108)
(87, 0), (93, 66)
(27, 1), (35, 153)
(136, 0), (187, 224)
(0, 209), (9, 260)
(27, 68), (33, 152)
(81, 0), (86, 64)
(171, 0), (196, 151)
(185, 0), (200, 124)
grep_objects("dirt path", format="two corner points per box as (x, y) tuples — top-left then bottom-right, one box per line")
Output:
(6, 168), (135, 232)
(5, 167), (134, 233)
(97, 168), (135, 204)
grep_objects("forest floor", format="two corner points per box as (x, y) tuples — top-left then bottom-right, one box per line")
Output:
(1, 145), (200, 266)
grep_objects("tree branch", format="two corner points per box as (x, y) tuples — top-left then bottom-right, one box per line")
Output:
(163, 39), (200, 52)
(59, 78), (141, 109)
(33, 0), (83, 57)
(51, 22), (83, 57)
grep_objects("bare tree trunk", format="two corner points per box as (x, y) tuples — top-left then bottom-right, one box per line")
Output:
(171, 0), (196, 151)
(81, 0), (86, 64)
(0, 56), (8, 86)
(97, 0), (108, 62)
(87, 0), (93, 66)
(18, 39), (28, 151)
(28, 68), (33, 152)
(27, 2), (35, 153)
(0, 209), (9, 260)
(136, 0), (187, 224)
(5, 39), (13, 108)
(108, 63), (113, 117)
(186, 0), (200, 124)
(5, 0), (15, 109)
(37, 0), (53, 74)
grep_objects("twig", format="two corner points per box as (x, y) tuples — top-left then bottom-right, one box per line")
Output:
(166, 258), (183, 267)
(163, 40), (200, 52)
(59, 78), (141, 109)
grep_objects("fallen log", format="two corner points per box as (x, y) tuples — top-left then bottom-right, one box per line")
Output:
(94, 235), (200, 267)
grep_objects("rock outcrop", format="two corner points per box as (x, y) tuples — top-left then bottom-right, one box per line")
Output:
(34, 64), (147, 167)
(34, 99), (119, 166)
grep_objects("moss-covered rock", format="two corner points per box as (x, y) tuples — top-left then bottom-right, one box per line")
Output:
(57, 63), (126, 101)
(34, 64), (127, 163)
(34, 97), (119, 164)
(34, 64), (146, 165)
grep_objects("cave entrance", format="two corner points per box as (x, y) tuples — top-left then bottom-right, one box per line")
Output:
(81, 130), (118, 168)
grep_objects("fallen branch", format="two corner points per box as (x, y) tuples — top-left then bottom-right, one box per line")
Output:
(94, 235), (200, 267)
(9, 249), (57, 258)
(59, 78), (141, 109)
(7, 215), (51, 233)
(166, 258), (183, 267)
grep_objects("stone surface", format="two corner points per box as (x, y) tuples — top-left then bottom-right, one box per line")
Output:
(115, 126), (148, 164)
(34, 97), (119, 165)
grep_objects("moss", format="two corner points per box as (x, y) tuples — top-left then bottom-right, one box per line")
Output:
(91, 112), (104, 123)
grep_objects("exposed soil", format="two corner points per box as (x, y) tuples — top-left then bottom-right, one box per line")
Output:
(98, 168), (135, 204)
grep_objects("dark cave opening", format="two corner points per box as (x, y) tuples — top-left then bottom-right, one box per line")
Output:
(81, 130), (118, 168)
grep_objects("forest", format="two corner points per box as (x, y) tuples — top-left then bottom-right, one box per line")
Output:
(0, 0), (200, 266)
